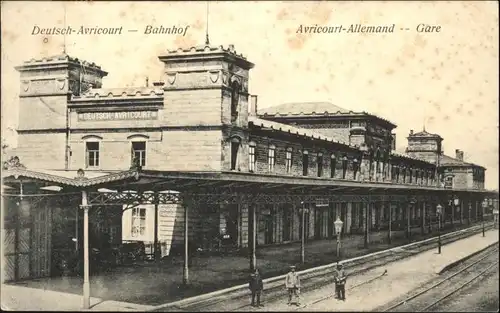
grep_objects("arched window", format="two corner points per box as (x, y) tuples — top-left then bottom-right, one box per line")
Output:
(342, 155), (348, 179)
(268, 144), (276, 172)
(375, 150), (381, 175)
(82, 135), (102, 168)
(330, 154), (337, 178)
(353, 158), (359, 179)
(231, 81), (240, 122)
(128, 134), (149, 167)
(317, 152), (323, 177)
(248, 141), (256, 172)
(230, 136), (241, 171)
(285, 147), (293, 173)
(302, 150), (309, 176)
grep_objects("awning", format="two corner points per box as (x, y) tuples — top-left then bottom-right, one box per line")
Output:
(2, 168), (498, 199)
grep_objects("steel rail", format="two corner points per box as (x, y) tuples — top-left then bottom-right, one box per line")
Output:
(298, 248), (498, 312)
(158, 224), (494, 312)
(382, 246), (499, 312)
(291, 226), (496, 312)
(291, 270), (389, 310)
(421, 259), (499, 312)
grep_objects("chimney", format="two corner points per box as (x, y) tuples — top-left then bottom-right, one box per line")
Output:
(409, 129), (414, 135)
(249, 95), (258, 116)
(145, 77), (149, 87)
(455, 149), (464, 161)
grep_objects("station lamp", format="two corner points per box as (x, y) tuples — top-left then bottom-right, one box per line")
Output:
(334, 217), (344, 259)
(436, 204), (442, 254)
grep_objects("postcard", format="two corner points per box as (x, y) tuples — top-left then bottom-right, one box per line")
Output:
(1, 1), (498, 312)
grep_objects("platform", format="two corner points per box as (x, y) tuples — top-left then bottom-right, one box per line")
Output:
(0, 221), (488, 311)
(0, 284), (154, 311)
(251, 228), (499, 312)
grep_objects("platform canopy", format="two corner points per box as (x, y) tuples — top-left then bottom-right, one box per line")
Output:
(2, 164), (498, 206)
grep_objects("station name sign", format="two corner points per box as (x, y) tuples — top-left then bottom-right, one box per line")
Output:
(78, 111), (158, 121)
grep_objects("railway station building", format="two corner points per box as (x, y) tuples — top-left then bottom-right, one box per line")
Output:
(2, 43), (498, 286)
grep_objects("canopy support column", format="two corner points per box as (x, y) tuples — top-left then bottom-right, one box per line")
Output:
(388, 201), (392, 244)
(249, 203), (257, 272)
(364, 200), (370, 249)
(451, 201), (455, 228)
(81, 190), (90, 310)
(153, 192), (160, 262)
(468, 200), (472, 226)
(421, 201), (426, 235)
(183, 202), (189, 285)
(301, 202), (306, 264)
(406, 202), (411, 241)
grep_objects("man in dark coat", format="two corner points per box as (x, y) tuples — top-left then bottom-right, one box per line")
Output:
(249, 268), (264, 307)
(333, 262), (347, 300)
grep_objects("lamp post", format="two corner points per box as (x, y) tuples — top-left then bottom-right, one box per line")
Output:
(300, 201), (309, 264)
(436, 204), (442, 254)
(481, 201), (487, 237)
(334, 217), (344, 259)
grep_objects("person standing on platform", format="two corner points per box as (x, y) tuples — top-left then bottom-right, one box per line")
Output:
(285, 265), (301, 306)
(333, 262), (347, 301)
(249, 268), (264, 307)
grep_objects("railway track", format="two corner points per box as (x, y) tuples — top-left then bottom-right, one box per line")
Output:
(380, 245), (499, 312)
(155, 223), (495, 312)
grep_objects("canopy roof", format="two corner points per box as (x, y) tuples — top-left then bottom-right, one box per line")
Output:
(2, 167), (497, 197)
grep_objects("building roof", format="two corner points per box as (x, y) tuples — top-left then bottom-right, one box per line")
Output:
(249, 116), (432, 165)
(409, 129), (443, 139)
(260, 102), (351, 115)
(164, 43), (249, 60)
(1, 168), (140, 188)
(159, 43), (254, 69)
(258, 102), (397, 128)
(16, 53), (107, 75)
(248, 116), (359, 149)
(71, 87), (164, 101)
(391, 152), (434, 166)
(440, 154), (485, 169)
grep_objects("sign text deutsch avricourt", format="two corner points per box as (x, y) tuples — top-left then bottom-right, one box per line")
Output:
(78, 111), (158, 121)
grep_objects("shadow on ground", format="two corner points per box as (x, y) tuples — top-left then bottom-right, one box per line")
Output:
(10, 221), (480, 305)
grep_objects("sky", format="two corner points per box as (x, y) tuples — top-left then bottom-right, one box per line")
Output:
(1, 1), (498, 189)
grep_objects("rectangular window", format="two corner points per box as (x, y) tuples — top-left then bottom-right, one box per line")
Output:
(131, 141), (146, 166)
(249, 145), (256, 172)
(86, 141), (99, 168)
(303, 153), (309, 176)
(317, 154), (323, 177)
(131, 207), (146, 237)
(285, 149), (292, 173)
(268, 146), (275, 172)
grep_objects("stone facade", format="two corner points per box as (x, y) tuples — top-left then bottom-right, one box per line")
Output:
(259, 115), (396, 154)
(12, 44), (488, 254)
